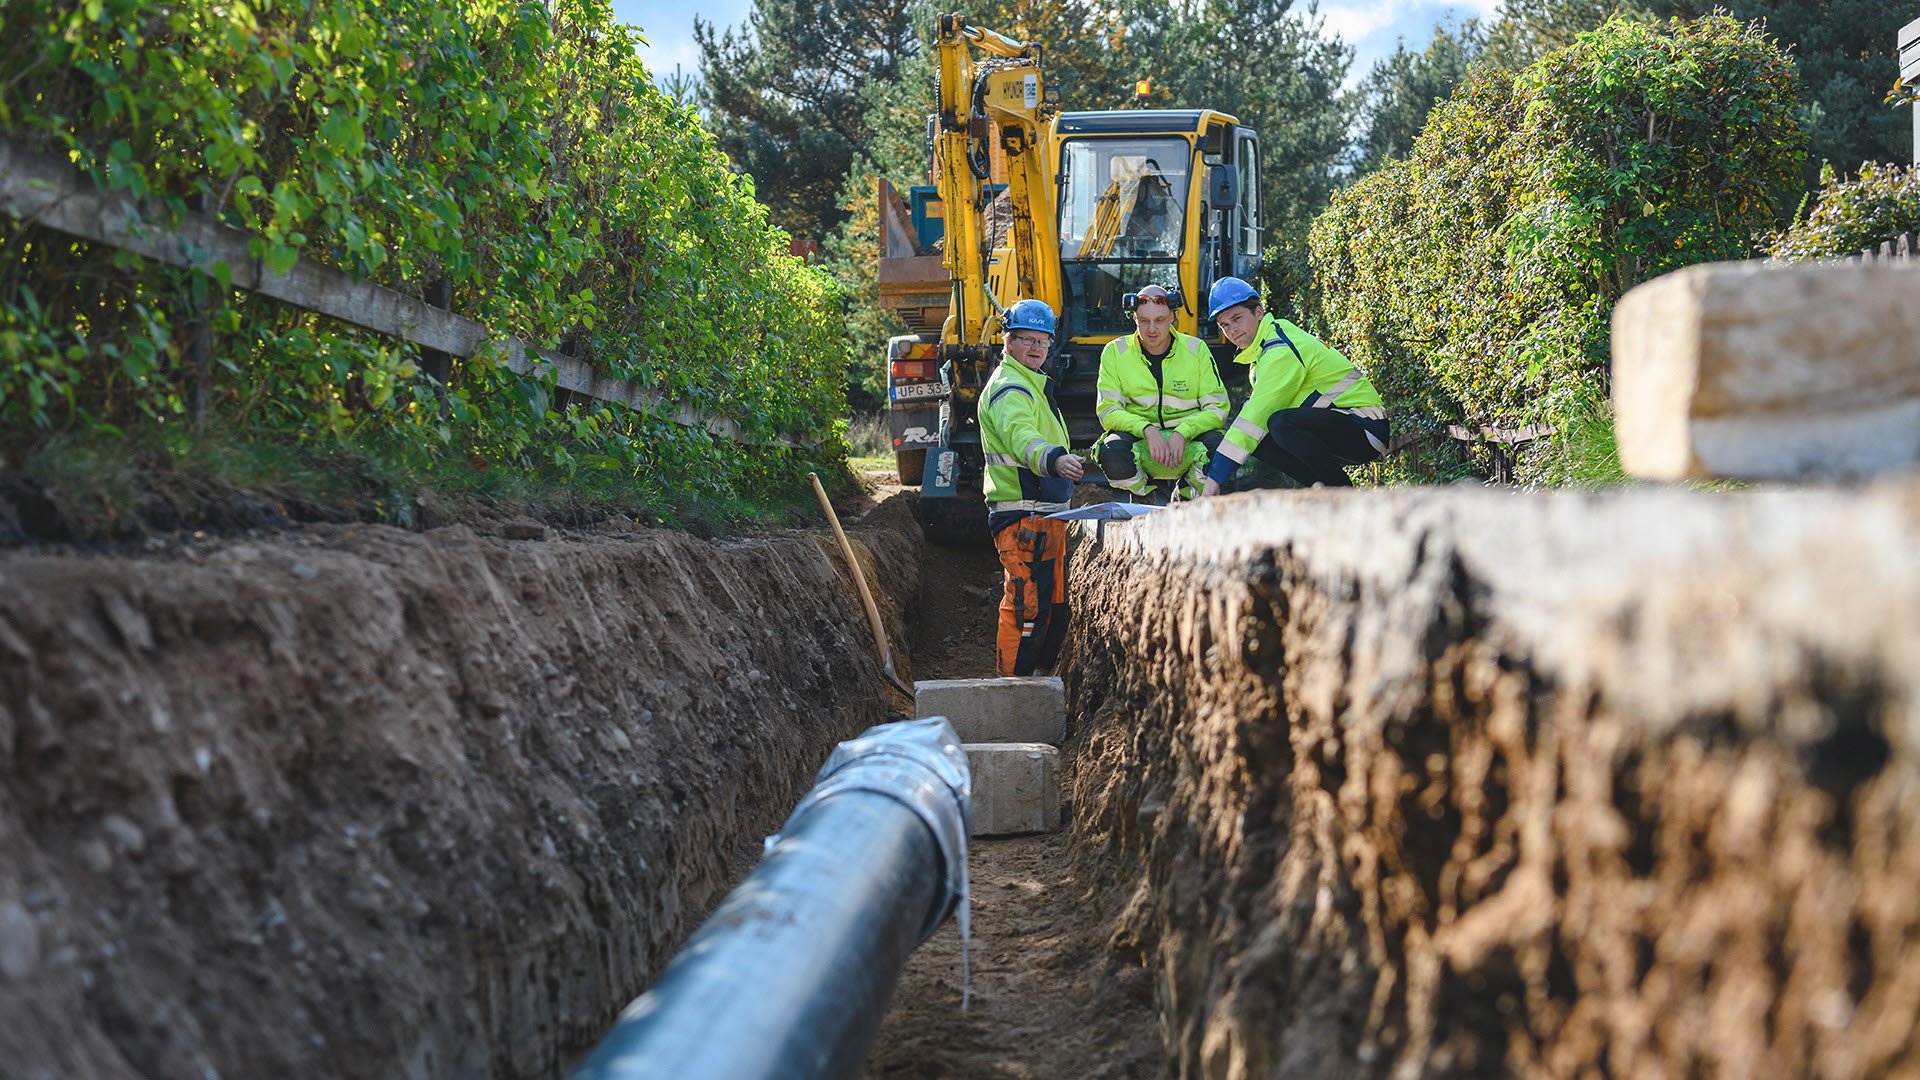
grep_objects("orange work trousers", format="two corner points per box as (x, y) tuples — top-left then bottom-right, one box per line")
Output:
(994, 514), (1069, 676)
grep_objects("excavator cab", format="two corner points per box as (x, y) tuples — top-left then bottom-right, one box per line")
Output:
(877, 19), (1265, 544)
(1045, 113), (1261, 453)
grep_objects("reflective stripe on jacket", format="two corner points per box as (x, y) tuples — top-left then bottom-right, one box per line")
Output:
(1211, 315), (1384, 475)
(1095, 331), (1230, 441)
(981, 358), (1073, 513)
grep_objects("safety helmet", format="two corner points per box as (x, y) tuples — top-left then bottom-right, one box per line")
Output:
(1004, 298), (1057, 336)
(1206, 277), (1260, 320)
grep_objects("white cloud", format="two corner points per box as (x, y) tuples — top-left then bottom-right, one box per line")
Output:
(1315, 0), (1502, 84)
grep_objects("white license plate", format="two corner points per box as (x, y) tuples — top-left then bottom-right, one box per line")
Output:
(890, 382), (948, 402)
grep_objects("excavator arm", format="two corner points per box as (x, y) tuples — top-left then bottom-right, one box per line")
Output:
(933, 14), (1062, 347)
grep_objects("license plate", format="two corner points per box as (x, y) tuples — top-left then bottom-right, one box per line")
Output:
(890, 382), (948, 402)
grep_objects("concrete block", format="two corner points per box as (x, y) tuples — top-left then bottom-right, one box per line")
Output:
(964, 743), (1061, 836)
(1612, 260), (1920, 480)
(914, 677), (1065, 744)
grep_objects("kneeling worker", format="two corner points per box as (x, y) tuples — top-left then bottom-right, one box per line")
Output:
(980, 299), (1086, 677)
(1094, 284), (1229, 502)
(1199, 277), (1389, 495)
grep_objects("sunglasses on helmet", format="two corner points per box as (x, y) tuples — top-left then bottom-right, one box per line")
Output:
(1122, 289), (1184, 313)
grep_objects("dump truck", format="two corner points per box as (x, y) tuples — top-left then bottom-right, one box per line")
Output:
(881, 14), (1266, 544)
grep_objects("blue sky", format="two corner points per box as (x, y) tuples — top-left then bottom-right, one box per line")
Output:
(607, 0), (1500, 92)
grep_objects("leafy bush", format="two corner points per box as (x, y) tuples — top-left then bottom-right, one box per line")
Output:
(1769, 162), (1920, 260)
(0, 0), (847, 508)
(1304, 15), (1804, 481)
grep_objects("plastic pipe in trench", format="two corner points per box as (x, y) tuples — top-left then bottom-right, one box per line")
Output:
(569, 716), (972, 1080)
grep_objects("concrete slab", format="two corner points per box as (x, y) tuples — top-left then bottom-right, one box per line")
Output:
(915, 677), (1065, 744)
(1612, 260), (1920, 480)
(964, 743), (1061, 836)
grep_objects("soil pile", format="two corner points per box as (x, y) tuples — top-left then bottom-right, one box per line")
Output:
(0, 508), (919, 1079)
(1064, 481), (1920, 1078)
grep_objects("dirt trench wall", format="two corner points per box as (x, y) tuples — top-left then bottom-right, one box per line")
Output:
(1064, 481), (1920, 1080)
(0, 504), (921, 1080)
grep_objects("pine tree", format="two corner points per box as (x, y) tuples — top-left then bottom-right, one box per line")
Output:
(1482, 0), (1911, 178)
(1119, 0), (1357, 238)
(1354, 21), (1487, 178)
(695, 0), (917, 240)
(1482, 0), (1626, 68)
(1644, 0), (1911, 177)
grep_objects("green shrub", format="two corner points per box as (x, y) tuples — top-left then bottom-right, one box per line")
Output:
(0, 0), (847, 507)
(1769, 162), (1920, 260)
(1305, 15), (1804, 481)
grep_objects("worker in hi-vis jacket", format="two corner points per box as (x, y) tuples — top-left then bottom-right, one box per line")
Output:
(1199, 277), (1389, 495)
(1093, 283), (1229, 502)
(979, 299), (1085, 676)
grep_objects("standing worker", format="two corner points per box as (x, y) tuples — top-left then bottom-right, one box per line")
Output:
(1199, 277), (1389, 495)
(980, 299), (1086, 677)
(1094, 284), (1229, 502)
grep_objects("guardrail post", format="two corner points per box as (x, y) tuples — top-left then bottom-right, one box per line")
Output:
(420, 276), (452, 413)
(185, 293), (213, 432)
(182, 192), (215, 432)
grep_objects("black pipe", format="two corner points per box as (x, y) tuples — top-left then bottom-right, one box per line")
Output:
(569, 718), (970, 1080)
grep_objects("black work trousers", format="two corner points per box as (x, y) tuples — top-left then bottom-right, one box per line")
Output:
(1249, 408), (1389, 488)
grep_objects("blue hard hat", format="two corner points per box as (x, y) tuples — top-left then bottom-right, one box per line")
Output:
(1004, 298), (1056, 336)
(1206, 277), (1259, 320)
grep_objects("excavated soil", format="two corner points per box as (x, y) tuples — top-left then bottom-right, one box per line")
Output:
(0, 499), (923, 1078)
(0, 478), (1163, 1080)
(1063, 482), (1920, 1080)
(34, 466), (1913, 1080)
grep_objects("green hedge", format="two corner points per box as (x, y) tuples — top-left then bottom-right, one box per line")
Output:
(1306, 15), (1804, 481)
(1770, 162), (1920, 260)
(0, 0), (845, 504)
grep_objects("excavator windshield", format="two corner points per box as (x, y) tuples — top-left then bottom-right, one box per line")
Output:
(1057, 138), (1190, 260)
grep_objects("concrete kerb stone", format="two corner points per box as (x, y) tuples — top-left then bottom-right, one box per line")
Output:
(1612, 259), (1920, 480)
(963, 743), (1061, 836)
(914, 676), (1066, 744)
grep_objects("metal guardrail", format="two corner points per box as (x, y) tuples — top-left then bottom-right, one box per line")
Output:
(0, 138), (816, 448)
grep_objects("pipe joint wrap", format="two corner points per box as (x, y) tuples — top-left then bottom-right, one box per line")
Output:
(770, 716), (972, 940)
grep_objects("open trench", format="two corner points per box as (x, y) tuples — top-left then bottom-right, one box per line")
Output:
(0, 485), (1160, 1080)
(862, 522), (1161, 1080)
(3, 477), (1919, 1079)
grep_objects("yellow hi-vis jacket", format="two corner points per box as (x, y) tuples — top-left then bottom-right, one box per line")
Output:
(981, 358), (1074, 514)
(1095, 331), (1229, 440)
(1207, 314), (1384, 483)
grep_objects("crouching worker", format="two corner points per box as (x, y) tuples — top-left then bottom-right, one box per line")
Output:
(1094, 284), (1229, 502)
(1199, 277), (1389, 496)
(981, 299), (1086, 676)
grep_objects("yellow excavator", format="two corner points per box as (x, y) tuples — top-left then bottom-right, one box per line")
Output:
(880, 14), (1266, 543)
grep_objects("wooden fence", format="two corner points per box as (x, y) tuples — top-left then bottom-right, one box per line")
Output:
(0, 138), (815, 448)
(1851, 231), (1918, 261)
